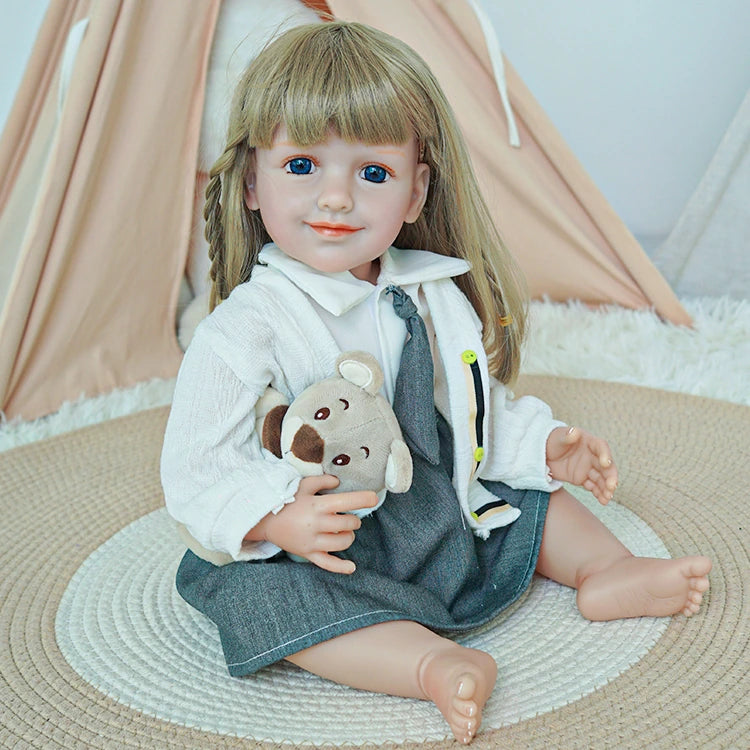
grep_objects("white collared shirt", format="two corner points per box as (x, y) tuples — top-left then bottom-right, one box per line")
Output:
(163, 242), (562, 561)
(257, 243), (470, 402)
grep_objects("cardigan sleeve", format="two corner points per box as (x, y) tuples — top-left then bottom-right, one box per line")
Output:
(160, 334), (302, 561)
(478, 376), (566, 492)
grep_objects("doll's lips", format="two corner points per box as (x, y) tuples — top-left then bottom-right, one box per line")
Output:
(306, 222), (363, 237)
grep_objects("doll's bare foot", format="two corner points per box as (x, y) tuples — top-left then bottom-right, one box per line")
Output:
(576, 554), (712, 621)
(417, 644), (497, 744)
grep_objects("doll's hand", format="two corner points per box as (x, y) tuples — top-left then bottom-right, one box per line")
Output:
(252, 475), (379, 574)
(546, 426), (618, 505)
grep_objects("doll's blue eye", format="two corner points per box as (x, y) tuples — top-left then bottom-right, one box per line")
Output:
(286, 158), (314, 175)
(361, 164), (389, 183)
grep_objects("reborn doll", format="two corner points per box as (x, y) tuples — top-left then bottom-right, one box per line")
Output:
(161, 20), (711, 744)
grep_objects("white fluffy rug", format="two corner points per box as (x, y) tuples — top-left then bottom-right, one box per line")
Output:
(1, 295), (747, 452)
(524, 296), (749, 404)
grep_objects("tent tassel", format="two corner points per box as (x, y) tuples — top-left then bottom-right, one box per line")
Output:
(58, 19), (90, 115)
(466, 0), (520, 148)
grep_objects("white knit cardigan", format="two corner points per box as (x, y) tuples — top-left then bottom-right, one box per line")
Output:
(161, 249), (563, 561)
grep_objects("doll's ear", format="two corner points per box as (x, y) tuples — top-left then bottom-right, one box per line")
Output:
(244, 152), (259, 210)
(404, 162), (430, 224)
(336, 351), (384, 395)
(384, 439), (413, 493)
(244, 175), (259, 210)
(262, 404), (288, 458)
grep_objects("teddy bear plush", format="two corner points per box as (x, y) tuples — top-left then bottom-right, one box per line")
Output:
(177, 351), (412, 565)
(262, 350), (412, 503)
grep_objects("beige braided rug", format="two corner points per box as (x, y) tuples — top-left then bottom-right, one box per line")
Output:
(1, 376), (747, 748)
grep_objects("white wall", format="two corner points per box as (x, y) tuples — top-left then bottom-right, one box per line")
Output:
(1, 0), (748, 253)
(0, 0), (47, 133)
(483, 1), (750, 251)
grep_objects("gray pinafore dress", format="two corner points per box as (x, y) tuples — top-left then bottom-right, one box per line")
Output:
(174, 288), (549, 676)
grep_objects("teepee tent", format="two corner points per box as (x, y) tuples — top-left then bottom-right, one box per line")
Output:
(0, 0), (689, 421)
(652, 89), (750, 300)
(0, 0), (221, 421)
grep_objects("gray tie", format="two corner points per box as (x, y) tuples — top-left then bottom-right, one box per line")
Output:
(387, 285), (440, 466)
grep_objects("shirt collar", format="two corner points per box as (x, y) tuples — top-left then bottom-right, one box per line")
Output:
(257, 243), (471, 316)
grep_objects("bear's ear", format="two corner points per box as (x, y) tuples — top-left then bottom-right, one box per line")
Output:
(335, 350), (384, 395)
(384, 439), (413, 493)
(262, 404), (289, 458)
(255, 386), (288, 436)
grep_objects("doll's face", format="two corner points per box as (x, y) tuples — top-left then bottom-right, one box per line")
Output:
(245, 125), (429, 284)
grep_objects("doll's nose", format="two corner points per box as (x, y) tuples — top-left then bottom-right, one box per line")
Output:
(290, 424), (324, 464)
(317, 176), (353, 213)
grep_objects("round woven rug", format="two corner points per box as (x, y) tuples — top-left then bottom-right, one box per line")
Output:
(1, 376), (747, 748)
(52, 499), (668, 745)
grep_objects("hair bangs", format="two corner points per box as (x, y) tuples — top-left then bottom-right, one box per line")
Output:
(242, 22), (424, 148)
(290, 51), (418, 146)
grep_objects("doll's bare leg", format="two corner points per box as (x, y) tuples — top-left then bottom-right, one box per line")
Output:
(285, 620), (497, 744)
(537, 488), (711, 621)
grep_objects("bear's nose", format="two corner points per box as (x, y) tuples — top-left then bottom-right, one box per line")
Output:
(290, 424), (324, 463)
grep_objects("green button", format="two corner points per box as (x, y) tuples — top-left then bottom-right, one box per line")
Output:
(474, 447), (485, 462)
(462, 350), (477, 364)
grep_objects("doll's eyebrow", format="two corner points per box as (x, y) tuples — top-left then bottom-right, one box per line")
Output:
(272, 142), (406, 159)
(373, 147), (406, 157)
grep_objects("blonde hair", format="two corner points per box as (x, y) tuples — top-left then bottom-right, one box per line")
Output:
(205, 21), (528, 384)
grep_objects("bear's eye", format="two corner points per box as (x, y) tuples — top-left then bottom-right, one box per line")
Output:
(333, 454), (351, 466)
(339, 399), (349, 410)
(360, 447), (370, 458)
(315, 407), (330, 420)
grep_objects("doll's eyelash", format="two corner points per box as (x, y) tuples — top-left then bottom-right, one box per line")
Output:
(281, 157), (394, 183)
(283, 156), (318, 174)
(360, 163), (393, 183)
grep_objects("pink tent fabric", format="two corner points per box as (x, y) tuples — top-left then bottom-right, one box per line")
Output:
(0, 0), (688, 421)
(0, 0), (220, 420)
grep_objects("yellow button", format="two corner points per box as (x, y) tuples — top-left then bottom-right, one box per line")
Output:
(474, 447), (485, 462)
(462, 350), (477, 364)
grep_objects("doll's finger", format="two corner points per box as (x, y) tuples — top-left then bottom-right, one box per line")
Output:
(326, 490), (379, 514)
(591, 470), (611, 492)
(318, 530), (357, 552)
(300, 474), (340, 495)
(590, 438), (614, 468)
(598, 462), (618, 490)
(589, 471), (614, 502)
(320, 513), (362, 533)
(547, 426), (579, 462)
(583, 477), (608, 505)
(563, 426), (580, 445)
(353, 489), (381, 507)
(594, 476), (615, 504)
(307, 551), (356, 575)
